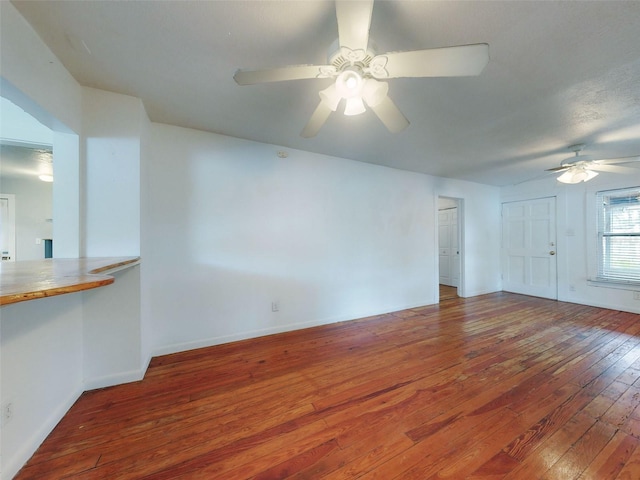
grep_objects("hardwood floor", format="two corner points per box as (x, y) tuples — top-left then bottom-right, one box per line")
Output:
(15, 292), (640, 479)
(439, 284), (458, 301)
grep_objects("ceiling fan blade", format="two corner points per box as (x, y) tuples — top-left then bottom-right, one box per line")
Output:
(545, 165), (571, 172)
(512, 171), (557, 186)
(301, 101), (333, 138)
(370, 96), (409, 133)
(234, 65), (334, 85)
(594, 155), (640, 165)
(336, 0), (374, 52)
(372, 43), (489, 79)
(591, 164), (640, 174)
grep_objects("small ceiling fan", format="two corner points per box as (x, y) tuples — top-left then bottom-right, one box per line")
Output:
(233, 0), (489, 137)
(546, 144), (640, 184)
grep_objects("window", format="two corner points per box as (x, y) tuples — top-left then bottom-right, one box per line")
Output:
(596, 187), (640, 284)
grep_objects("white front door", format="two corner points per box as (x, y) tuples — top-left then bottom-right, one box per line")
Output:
(502, 197), (557, 299)
(439, 207), (459, 287)
(0, 193), (16, 261)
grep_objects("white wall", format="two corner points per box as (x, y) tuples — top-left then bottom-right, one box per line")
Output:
(0, 4), (81, 135)
(0, 295), (84, 480)
(82, 87), (143, 257)
(1, 2), (81, 261)
(139, 104), (154, 369)
(502, 173), (640, 314)
(0, 176), (52, 260)
(80, 87), (148, 388)
(1, 3), (85, 478)
(434, 180), (502, 298)
(146, 124), (502, 355)
(83, 266), (143, 389)
(0, 2), (502, 477)
(52, 131), (81, 258)
(0, 97), (53, 147)
(1, 4), (147, 477)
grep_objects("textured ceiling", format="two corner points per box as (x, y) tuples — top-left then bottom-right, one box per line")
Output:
(11, 0), (640, 186)
(0, 144), (53, 181)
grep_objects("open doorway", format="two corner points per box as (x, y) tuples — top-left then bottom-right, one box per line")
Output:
(0, 97), (54, 261)
(438, 196), (462, 301)
(1, 79), (81, 259)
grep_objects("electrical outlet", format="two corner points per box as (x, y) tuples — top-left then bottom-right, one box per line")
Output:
(271, 301), (279, 312)
(634, 291), (640, 301)
(2, 401), (14, 426)
(569, 285), (576, 292)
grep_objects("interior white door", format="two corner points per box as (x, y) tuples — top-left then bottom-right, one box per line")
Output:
(438, 207), (459, 287)
(502, 197), (557, 299)
(0, 193), (16, 261)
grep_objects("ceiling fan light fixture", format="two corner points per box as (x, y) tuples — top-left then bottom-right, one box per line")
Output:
(319, 84), (341, 111)
(362, 78), (389, 107)
(38, 174), (54, 183)
(344, 96), (366, 116)
(336, 68), (364, 99)
(557, 166), (598, 184)
(582, 169), (599, 182)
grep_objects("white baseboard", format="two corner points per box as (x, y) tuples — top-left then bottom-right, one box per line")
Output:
(558, 296), (640, 315)
(83, 367), (147, 391)
(2, 387), (83, 480)
(153, 300), (434, 358)
(462, 287), (502, 298)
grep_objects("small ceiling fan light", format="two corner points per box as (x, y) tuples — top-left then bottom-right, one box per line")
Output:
(38, 174), (54, 183)
(344, 97), (366, 116)
(319, 84), (341, 111)
(571, 170), (590, 183)
(362, 78), (389, 107)
(557, 168), (582, 184)
(336, 69), (364, 99)
(557, 167), (598, 184)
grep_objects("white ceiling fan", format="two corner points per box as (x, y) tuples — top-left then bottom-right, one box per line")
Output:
(233, 0), (489, 137)
(546, 144), (640, 184)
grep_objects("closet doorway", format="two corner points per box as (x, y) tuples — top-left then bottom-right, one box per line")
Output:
(438, 197), (462, 301)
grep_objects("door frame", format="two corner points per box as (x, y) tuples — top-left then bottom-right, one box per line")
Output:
(0, 193), (16, 261)
(436, 196), (464, 301)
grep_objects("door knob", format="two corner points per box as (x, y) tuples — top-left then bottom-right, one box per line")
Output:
(549, 251), (556, 255)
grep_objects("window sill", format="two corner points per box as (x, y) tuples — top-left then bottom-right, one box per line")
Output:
(587, 279), (640, 292)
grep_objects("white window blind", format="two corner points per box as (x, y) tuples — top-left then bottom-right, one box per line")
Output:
(596, 186), (640, 284)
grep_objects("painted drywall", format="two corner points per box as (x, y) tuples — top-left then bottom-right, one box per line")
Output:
(139, 105), (154, 371)
(1, 2), (82, 261)
(434, 179), (502, 298)
(80, 87), (147, 387)
(0, 176), (52, 261)
(0, 3), (81, 134)
(82, 87), (142, 257)
(145, 123), (502, 355)
(1, 7), (147, 475)
(0, 2), (501, 475)
(1, 4), (84, 478)
(0, 295), (84, 480)
(83, 266), (144, 389)
(52, 131), (81, 258)
(501, 173), (640, 314)
(0, 97), (53, 147)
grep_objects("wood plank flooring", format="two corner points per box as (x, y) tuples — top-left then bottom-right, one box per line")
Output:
(439, 284), (458, 301)
(15, 292), (640, 479)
